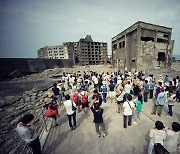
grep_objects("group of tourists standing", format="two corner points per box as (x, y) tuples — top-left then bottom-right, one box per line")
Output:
(16, 69), (180, 154)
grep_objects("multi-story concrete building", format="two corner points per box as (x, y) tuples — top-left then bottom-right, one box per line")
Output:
(75, 35), (108, 65)
(37, 43), (74, 62)
(112, 21), (174, 71)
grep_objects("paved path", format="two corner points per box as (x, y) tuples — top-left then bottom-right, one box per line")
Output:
(43, 89), (180, 154)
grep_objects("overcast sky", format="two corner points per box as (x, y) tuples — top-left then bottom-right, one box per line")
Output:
(0, 0), (180, 58)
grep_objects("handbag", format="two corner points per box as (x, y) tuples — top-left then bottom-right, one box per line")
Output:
(45, 105), (58, 117)
(72, 101), (77, 111)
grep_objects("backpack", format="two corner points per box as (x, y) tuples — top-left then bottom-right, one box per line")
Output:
(73, 92), (79, 103)
(101, 86), (107, 93)
(81, 92), (87, 104)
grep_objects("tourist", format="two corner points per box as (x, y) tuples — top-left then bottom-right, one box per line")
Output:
(108, 80), (116, 103)
(164, 122), (180, 153)
(164, 75), (169, 85)
(64, 94), (77, 130)
(16, 114), (41, 154)
(155, 82), (163, 99)
(122, 94), (135, 128)
(115, 84), (125, 114)
(101, 80), (108, 103)
(176, 79), (180, 102)
(98, 74), (103, 92)
(90, 101), (106, 137)
(143, 80), (149, 102)
(149, 80), (155, 99)
(148, 121), (166, 154)
(167, 90), (176, 117)
(133, 94), (143, 124)
(92, 89), (102, 106)
(151, 87), (167, 117)
(72, 90), (82, 113)
(80, 87), (89, 113)
(52, 83), (62, 104)
(44, 92), (59, 127)
(133, 83), (141, 99)
(124, 80), (132, 100)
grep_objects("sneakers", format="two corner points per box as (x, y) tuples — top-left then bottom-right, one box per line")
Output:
(133, 122), (137, 124)
(103, 134), (106, 137)
(98, 134), (101, 138)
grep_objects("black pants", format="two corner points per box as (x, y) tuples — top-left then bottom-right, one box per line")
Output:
(150, 89), (154, 99)
(123, 115), (132, 128)
(67, 112), (76, 128)
(29, 137), (41, 154)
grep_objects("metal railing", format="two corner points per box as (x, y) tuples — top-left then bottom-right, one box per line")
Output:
(13, 107), (52, 154)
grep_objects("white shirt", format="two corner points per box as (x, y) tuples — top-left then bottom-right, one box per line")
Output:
(93, 77), (98, 84)
(16, 123), (37, 143)
(149, 128), (166, 145)
(64, 100), (76, 115)
(123, 100), (135, 115)
(124, 84), (131, 94)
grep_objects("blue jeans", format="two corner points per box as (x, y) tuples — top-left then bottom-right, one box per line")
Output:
(102, 93), (107, 103)
(144, 91), (148, 102)
(148, 142), (153, 154)
(168, 105), (173, 116)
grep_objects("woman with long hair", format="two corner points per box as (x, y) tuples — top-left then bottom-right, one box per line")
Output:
(133, 94), (143, 124)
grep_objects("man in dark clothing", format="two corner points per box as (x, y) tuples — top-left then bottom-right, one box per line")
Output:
(91, 101), (106, 137)
(143, 80), (149, 102)
(92, 90), (102, 106)
(133, 84), (141, 98)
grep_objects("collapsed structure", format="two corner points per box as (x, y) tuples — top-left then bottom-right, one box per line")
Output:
(112, 21), (174, 71)
(37, 35), (108, 65)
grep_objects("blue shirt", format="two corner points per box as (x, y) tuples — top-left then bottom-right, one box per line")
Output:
(150, 82), (155, 90)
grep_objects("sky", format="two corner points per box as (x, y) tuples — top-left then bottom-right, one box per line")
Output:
(0, 0), (180, 58)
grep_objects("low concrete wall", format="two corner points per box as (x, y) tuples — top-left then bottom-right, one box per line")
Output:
(0, 58), (73, 79)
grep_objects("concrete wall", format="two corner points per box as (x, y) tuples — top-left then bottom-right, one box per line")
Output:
(0, 58), (73, 79)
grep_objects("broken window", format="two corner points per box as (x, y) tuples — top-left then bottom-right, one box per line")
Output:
(141, 37), (154, 42)
(132, 58), (136, 62)
(163, 34), (168, 38)
(122, 41), (125, 48)
(157, 38), (168, 43)
(119, 42), (121, 49)
(113, 44), (117, 50)
(158, 52), (166, 62)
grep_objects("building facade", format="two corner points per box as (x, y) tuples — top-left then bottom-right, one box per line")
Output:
(74, 35), (108, 65)
(112, 21), (174, 71)
(37, 43), (74, 61)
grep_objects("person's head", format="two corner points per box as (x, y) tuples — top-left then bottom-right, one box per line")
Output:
(169, 90), (173, 96)
(110, 80), (113, 84)
(155, 121), (165, 130)
(94, 103), (100, 110)
(138, 94), (143, 103)
(53, 83), (57, 87)
(21, 114), (34, 125)
(85, 80), (88, 84)
(65, 94), (70, 100)
(93, 89), (98, 94)
(128, 81), (130, 84)
(127, 94), (132, 101)
(145, 80), (148, 84)
(172, 122), (180, 132)
(159, 82), (162, 86)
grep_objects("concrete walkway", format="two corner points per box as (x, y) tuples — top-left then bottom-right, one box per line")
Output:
(43, 90), (180, 154)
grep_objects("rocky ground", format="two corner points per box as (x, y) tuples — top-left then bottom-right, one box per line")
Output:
(0, 62), (179, 154)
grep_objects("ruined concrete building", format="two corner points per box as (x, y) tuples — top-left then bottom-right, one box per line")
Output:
(74, 35), (108, 65)
(37, 35), (108, 65)
(112, 21), (174, 71)
(37, 43), (74, 62)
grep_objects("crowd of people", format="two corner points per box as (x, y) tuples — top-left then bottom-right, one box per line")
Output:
(16, 70), (180, 154)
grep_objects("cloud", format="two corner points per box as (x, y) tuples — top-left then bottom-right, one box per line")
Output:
(0, 0), (180, 58)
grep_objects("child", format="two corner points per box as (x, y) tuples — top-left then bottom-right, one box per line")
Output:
(133, 94), (143, 124)
(167, 90), (176, 117)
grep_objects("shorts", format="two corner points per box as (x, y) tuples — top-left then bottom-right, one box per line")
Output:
(82, 102), (89, 108)
(55, 95), (62, 101)
(109, 91), (115, 98)
(117, 100), (124, 105)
